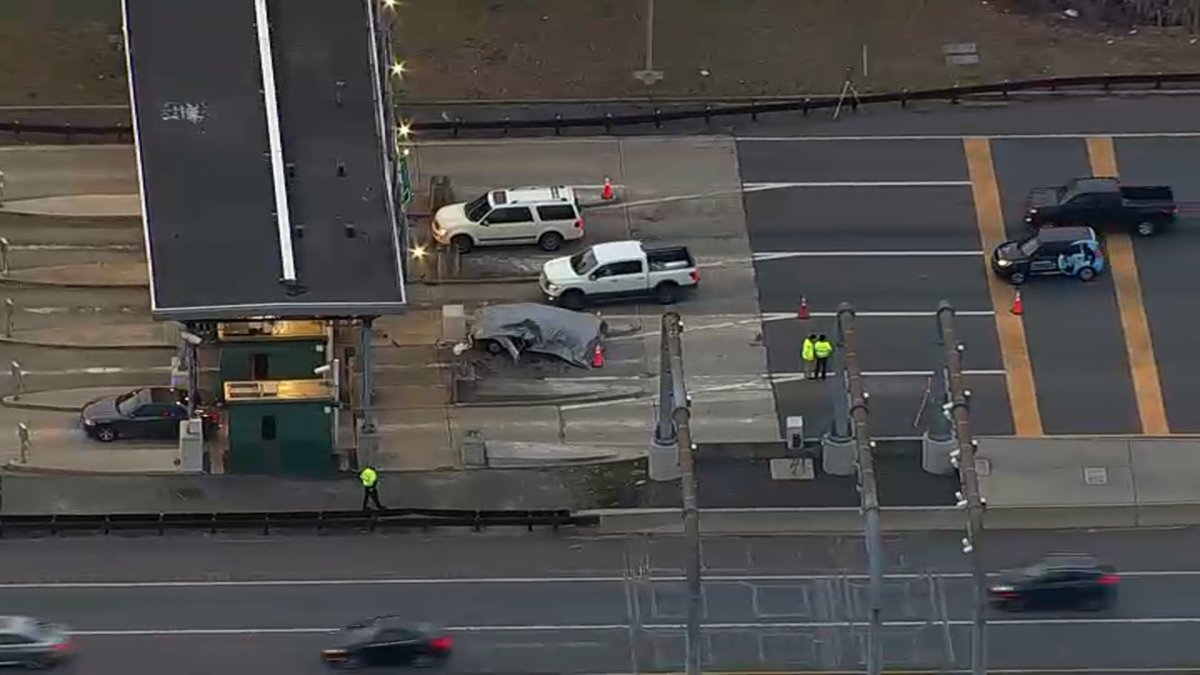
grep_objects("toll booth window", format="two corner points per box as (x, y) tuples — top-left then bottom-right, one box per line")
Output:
(261, 415), (277, 441)
(252, 353), (269, 380)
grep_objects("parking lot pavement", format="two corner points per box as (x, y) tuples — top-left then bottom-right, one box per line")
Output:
(738, 137), (1003, 439)
(1108, 136), (1200, 433)
(402, 137), (781, 447)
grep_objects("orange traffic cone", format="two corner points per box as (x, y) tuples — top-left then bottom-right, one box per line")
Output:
(1010, 290), (1024, 316)
(797, 297), (810, 320)
(601, 177), (614, 201)
(591, 343), (605, 368)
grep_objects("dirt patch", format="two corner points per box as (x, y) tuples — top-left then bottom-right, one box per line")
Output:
(3, 0), (1200, 106)
(390, 0), (1200, 100)
(0, 0), (126, 105)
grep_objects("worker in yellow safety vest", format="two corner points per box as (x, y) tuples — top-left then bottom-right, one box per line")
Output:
(813, 335), (834, 381)
(801, 334), (817, 380)
(360, 466), (385, 511)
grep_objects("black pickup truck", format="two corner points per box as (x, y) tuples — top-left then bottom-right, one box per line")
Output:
(1024, 177), (1178, 237)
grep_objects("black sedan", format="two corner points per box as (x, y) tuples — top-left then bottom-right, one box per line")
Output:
(80, 386), (217, 443)
(989, 555), (1119, 612)
(0, 616), (74, 669)
(321, 618), (452, 669)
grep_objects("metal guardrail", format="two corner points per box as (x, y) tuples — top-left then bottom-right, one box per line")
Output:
(3, 73), (1200, 142)
(0, 508), (595, 537)
(416, 72), (1200, 135)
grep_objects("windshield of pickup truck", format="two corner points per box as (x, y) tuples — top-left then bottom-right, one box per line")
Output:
(569, 250), (597, 275)
(1019, 236), (1041, 257)
(464, 194), (491, 222)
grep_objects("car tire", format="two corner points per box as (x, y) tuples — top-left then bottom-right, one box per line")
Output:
(538, 231), (565, 252)
(1009, 271), (1027, 286)
(451, 235), (473, 254)
(1001, 598), (1024, 612)
(483, 340), (504, 355)
(655, 282), (680, 305)
(1136, 220), (1157, 237)
(1078, 266), (1097, 282)
(414, 653), (449, 669)
(332, 655), (361, 670)
(96, 425), (117, 442)
(559, 290), (586, 311)
(23, 659), (50, 670)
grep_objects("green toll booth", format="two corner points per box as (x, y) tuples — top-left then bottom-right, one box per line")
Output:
(216, 320), (339, 476)
(222, 379), (338, 476)
(217, 320), (329, 381)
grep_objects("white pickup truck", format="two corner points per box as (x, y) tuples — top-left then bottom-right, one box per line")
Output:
(539, 240), (699, 309)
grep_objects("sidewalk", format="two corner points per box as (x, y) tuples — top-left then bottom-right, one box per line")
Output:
(1, 260), (147, 287)
(0, 464), (637, 514)
(2, 323), (172, 349)
(0, 194), (139, 218)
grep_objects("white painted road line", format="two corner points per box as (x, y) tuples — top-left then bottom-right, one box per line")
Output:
(64, 616), (1200, 636)
(5, 568), (1198, 589)
(762, 310), (996, 320)
(744, 180), (971, 189)
(771, 369), (1005, 383)
(755, 250), (982, 261)
(737, 131), (1200, 142)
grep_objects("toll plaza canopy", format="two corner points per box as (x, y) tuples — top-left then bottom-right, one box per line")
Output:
(123, 0), (406, 320)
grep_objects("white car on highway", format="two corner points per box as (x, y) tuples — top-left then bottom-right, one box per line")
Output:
(432, 186), (583, 253)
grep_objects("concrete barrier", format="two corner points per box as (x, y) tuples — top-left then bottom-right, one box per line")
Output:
(581, 502), (1200, 534)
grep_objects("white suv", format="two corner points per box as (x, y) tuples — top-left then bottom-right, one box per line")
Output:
(432, 186), (584, 253)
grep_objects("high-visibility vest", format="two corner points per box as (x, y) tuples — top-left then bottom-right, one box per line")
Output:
(360, 467), (378, 488)
(801, 339), (816, 361)
(813, 340), (833, 359)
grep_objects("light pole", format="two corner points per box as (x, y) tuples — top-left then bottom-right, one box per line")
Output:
(835, 304), (884, 675)
(937, 302), (988, 675)
(657, 314), (700, 672)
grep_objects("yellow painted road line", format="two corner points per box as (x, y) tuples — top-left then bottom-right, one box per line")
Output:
(1085, 136), (1170, 435)
(963, 137), (1044, 437)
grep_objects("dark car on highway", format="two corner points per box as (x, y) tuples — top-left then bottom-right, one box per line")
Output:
(1024, 177), (1177, 237)
(989, 555), (1119, 612)
(991, 225), (1104, 285)
(80, 386), (217, 443)
(320, 617), (452, 670)
(0, 616), (74, 669)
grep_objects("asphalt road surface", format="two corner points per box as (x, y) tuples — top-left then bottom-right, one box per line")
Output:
(741, 123), (1200, 438)
(5, 529), (1200, 673)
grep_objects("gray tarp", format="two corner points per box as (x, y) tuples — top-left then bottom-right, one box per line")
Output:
(471, 303), (603, 368)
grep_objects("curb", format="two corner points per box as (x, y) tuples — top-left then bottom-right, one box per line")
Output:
(3, 461), (190, 477)
(0, 336), (172, 350)
(418, 275), (538, 286)
(456, 389), (646, 409)
(0, 209), (139, 222)
(1, 396), (80, 412)
(0, 277), (148, 290)
(0, 211), (141, 227)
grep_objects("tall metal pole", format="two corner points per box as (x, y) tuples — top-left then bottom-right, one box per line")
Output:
(837, 303), (883, 675)
(937, 302), (987, 675)
(665, 313), (702, 675)
(655, 314), (676, 445)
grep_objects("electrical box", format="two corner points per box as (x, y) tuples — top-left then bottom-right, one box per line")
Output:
(785, 416), (805, 450)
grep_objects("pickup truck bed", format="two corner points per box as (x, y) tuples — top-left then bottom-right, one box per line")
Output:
(647, 246), (695, 271)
